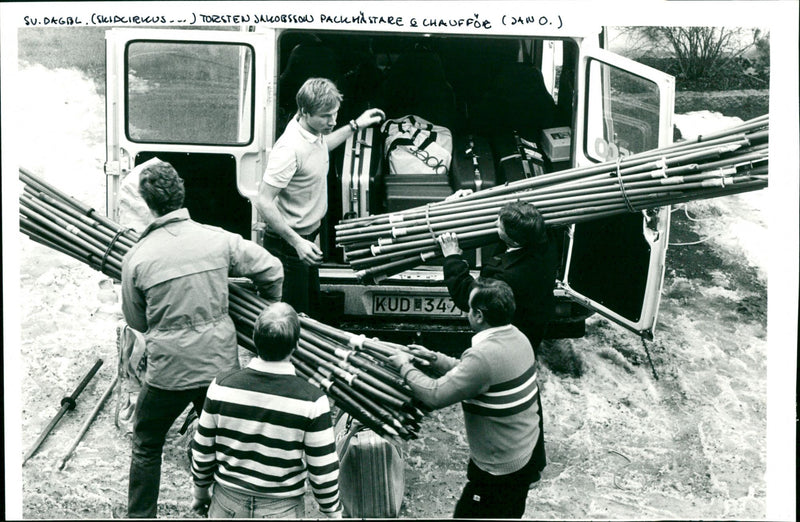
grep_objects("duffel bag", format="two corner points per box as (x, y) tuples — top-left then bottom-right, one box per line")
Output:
(334, 412), (405, 518)
(381, 115), (452, 176)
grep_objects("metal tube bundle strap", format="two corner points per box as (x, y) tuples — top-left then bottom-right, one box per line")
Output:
(615, 156), (637, 213)
(336, 116), (770, 281)
(101, 228), (133, 273)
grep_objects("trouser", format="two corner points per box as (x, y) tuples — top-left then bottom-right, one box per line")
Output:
(453, 449), (542, 519)
(262, 231), (320, 316)
(127, 383), (208, 518)
(523, 322), (547, 356)
(208, 482), (305, 519)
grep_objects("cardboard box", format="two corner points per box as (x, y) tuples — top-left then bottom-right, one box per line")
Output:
(541, 127), (572, 162)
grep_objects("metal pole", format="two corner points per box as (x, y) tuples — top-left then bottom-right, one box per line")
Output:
(57, 373), (119, 471)
(23, 358), (103, 466)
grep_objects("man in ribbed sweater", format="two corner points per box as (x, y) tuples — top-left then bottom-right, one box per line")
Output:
(389, 278), (546, 519)
(190, 303), (342, 518)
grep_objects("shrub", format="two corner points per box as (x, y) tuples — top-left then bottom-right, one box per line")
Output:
(616, 27), (769, 92)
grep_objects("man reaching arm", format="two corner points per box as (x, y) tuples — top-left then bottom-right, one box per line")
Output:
(253, 77), (384, 314)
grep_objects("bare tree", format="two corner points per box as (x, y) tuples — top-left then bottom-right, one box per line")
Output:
(620, 27), (764, 81)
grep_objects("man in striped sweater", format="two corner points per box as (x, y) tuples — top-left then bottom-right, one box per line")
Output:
(190, 303), (342, 518)
(389, 278), (546, 519)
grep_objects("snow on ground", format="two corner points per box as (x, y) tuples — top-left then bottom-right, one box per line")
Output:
(14, 63), (107, 208)
(673, 111), (768, 279)
(9, 64), (777, 520)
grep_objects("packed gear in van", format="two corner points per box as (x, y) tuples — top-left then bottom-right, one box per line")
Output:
(381, 115), (454, 212)
(450, 133), (497, 192)
(382, 115), (453, 176)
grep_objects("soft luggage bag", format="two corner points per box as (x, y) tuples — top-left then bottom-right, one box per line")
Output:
(450, 133), (496, 192)
(493, 131), (545, 184)
(381, 115), (453, 176)
(341, 126), (378, 219)
(115, 321), (147, 435)
(334, 413), (405, 518)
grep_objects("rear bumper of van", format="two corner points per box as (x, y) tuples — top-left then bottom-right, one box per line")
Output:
(319, 265), (590, 356)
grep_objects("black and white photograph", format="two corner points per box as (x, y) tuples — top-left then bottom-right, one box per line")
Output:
(2, 1), (797, 519)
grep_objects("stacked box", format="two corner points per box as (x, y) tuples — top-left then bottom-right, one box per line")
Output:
(541, 127), (572, 162)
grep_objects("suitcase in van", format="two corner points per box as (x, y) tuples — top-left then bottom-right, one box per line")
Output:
(385, 173), (453, 212)
(335, 413), (405, 518)
(493, 130), (545, 184)
(450, 134), (496, 192)
(341, 127), (378, 220)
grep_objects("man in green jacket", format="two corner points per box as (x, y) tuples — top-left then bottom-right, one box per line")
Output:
(122, 160), (283, 518)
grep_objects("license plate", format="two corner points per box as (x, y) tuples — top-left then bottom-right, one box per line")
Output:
(372, 294), (464, 317)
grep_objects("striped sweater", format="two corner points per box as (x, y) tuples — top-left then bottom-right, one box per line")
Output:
(399, 324), (541, 475)
(191, 358), (341, 513)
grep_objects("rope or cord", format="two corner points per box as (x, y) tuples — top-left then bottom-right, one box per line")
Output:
(668, 205), (723, 246)
(424, 205), (437, 240)
(100, 228), (131, 273)
(641, 338), (659, 381)
(615, 157), (637, 212)
(669, 236), (722, 246)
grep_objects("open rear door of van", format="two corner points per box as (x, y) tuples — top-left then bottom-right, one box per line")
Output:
(104, 28), (274, 240)
(563, 48), (675, 340)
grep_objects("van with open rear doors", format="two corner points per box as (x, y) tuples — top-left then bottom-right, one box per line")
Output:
(105, 20), (674, 353)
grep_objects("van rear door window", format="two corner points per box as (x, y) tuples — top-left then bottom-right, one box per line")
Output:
(125, 41), (254, 145)
(584, 59), (661, 162)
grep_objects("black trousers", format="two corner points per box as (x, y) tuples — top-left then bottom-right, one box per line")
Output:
(127, 384), (208, 518)
(453, 449), (541, 519)
(262, 230), (320, 316)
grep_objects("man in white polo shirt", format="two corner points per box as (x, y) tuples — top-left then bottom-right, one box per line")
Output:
(253, 77), (384, 314)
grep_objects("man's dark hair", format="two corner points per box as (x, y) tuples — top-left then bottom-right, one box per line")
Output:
(138, 161), (185, 217)
(469, 278), (516, 327)
(253, 303), (300, 361)
(499, 201), (547, 247)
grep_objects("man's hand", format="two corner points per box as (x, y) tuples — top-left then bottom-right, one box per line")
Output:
(437, 232), (463, 257)
(407, 343), (437, 362)
(355, 108), (386, 129)
(191, 486), (211, 516)
(388, 351), (413, 369)
(191, 497), (210, 517)
(444, 188), (473, 202)
(294, 238), (323, 266)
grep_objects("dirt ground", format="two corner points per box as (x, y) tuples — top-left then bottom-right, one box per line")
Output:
(10, 64), (777, 519)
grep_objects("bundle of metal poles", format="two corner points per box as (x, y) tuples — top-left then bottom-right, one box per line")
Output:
(18, 167), (433, 442)
(336, 115), (769, 283)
